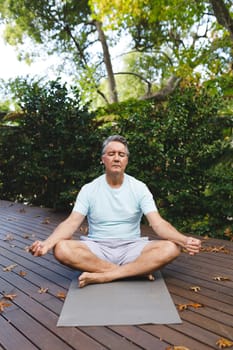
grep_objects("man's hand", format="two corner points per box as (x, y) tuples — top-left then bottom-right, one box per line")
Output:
(184, 237), (202, 255)
(29, 240), (50, 257)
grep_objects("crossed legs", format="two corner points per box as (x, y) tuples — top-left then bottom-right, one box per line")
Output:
(54, 239), (180, 288)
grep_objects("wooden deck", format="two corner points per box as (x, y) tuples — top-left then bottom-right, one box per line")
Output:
(0, 200), (232, 350)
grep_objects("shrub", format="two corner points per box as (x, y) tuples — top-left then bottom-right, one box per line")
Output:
(0, 79), (102, 209)
(96, 86), (232, 237)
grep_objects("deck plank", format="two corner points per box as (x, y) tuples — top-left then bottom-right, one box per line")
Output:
(1, 200), (233, 350)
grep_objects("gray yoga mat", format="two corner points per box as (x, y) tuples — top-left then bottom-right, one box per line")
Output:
(57, 271), (181, 326)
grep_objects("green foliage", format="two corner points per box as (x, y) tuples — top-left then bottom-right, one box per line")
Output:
(1, 0), (233, 107)
(96, 86), (232, 237)
(0, 80), (232, 238)
(0, 78), (102, 209)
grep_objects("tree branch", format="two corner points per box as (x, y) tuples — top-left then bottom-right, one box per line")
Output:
(63, 24), (88, 66)
(114, 71), (152, 96)
(209, 0), (233, 41)
(140, 75), (181, 101)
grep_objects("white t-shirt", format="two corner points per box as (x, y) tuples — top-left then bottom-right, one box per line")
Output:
(73, 173), (157, 240)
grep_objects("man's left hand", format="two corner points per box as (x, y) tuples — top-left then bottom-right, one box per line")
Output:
(185, 237), (202, 255)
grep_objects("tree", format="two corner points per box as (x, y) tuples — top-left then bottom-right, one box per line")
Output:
(0, 0), (233, 105)
(91, 0), (233, 97)
(0, 0), (119, 103)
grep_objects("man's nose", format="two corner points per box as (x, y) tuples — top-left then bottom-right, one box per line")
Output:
(113, 153), (120, 160)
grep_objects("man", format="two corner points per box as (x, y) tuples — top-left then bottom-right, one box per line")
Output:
(30, 135), (201, 288)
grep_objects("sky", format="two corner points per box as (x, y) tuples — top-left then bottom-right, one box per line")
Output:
(0, 23), (131, 107)
(0, 24), (129, 82)
(0, 28), (62, 81)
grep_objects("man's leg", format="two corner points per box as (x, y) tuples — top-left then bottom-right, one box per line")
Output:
(53, 240), (117, 272)
(78, 240), (180, 287)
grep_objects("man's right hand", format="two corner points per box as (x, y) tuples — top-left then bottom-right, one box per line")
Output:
(29, 240), (50, 256)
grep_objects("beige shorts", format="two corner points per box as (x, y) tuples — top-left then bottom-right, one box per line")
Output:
(80, 236), (150, 265)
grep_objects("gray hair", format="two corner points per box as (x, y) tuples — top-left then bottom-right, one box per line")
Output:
(101, 135), (129, 156)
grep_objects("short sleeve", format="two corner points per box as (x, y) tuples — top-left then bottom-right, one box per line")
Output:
(140, 184), (157, 215)
(72, 185), (89, 216)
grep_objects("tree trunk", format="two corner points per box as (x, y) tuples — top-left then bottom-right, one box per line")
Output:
(94, 20), (118, 103)
(209, 0), (233, 42)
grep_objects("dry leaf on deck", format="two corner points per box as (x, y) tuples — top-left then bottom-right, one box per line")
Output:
(42, 217), (50, 224)
(213, 276), (231, 282)
(3, 264), (18, 272)
(203, 235), (210, 240)
(190, 286), (201, 292)
(24, 246), (30, 253)
(177, 304), (189, 311)
(0, 300), (12, 313)
(38, 287), (49, 294)
(201, 245), (230, 254)
(19, 270), (27, 277)
(3, 234), (14, 241)
(216, 337), (233, 349)
(3, 294), (17, 301)
(56, 291), (66, 300)
(177, 302), (203, 311)
(189, 302), (203, 309)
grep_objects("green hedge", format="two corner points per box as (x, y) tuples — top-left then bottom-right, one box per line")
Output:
(0, 79), (102, 209)
(0, 79), (232, 238)
(96, 87), (232, 238)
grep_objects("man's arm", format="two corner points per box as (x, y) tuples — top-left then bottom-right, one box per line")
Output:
(30, 211), (85, 257)
(146, 211), (201, 255)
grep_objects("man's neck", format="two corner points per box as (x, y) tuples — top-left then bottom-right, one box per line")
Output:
(105, 173), (124, 188)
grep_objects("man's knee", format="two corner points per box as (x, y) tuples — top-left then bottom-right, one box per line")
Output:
(53, 240), (93, 265)
(53, 240), (69, 263)
(165, 240), (181, 258)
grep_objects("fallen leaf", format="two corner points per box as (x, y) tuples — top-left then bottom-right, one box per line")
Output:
(38, 287), (48, 294)
(24, 246), (30, 252)
(216, 337), (233, 349)
(0, 300), (12, 313)
(3, 264), (18, 272)
(3, 294), (17, 301)
(203, 235), (210, 240)
(7, 217), (17, 221)
(213, 276), (231, 282)
(190, 286), (201, 292)
(19, 270), (27, 277)
(42, 218), (50, 224)
(57, 291), (66, 300)
(3, 234), (14, 241)
(189, 302), (203, 309)
(177, 302), (203, 311)
(177, 304), (189, 311)
(201, 245), (230, 254)
(19, 208), (26, 213)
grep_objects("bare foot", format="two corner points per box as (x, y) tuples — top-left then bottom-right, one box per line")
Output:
(78, 271), (109, 288)
(78, 271), (155, 288)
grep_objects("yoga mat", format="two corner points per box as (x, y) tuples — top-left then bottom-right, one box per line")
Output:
(57, 271), (181, 326)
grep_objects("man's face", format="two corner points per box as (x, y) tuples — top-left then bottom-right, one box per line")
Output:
(101, 141), (128, 175)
